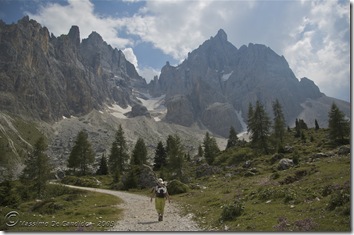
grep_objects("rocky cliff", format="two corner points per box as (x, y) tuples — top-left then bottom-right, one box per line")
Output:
(0, 16), (146, 122)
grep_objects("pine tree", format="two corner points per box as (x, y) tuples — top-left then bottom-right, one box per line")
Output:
(272, 99), (286, 144)
(328, 102), (350, 143)
(315, 119), (320, 130)
(131, 138), (147, 166)
(96, 154), (108, 175)
(203, 132), (220, 165)
(67, 130), (95, 176)
(226, 126), (238, 149)
(166, 134), (185, 179)
(247, 101), (271, 154)
(153, 141), (167, 171)
(21, 137), (51, 198)
(197, 144), (204, 158)
(109, 125), (129, 183)
(247, 102), (254, 134)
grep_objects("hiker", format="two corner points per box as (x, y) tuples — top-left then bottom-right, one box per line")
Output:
(150, 178), (170, 221)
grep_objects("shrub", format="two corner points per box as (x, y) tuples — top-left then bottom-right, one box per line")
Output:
(220, 200), (244, 221)
(167, 179), (189, 195)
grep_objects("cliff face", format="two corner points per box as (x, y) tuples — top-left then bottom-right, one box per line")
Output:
(0, 16), (146, 122)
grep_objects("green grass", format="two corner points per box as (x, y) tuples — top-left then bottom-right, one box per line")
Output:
(1, 184), (123, 232)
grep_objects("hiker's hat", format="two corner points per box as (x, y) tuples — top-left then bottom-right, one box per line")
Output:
(157, 178), (164, 185)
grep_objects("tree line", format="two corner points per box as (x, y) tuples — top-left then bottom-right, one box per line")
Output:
(17, 100), (349, 197)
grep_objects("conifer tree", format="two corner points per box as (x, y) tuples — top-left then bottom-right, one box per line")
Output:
(203, 132), (220, 165)
(272, 99), (286, 144)
(247, 103), (254, 134)
(197, 144), (204, 158)
(131, 138), (147, 166)
(226, 126), (238, 149)
(328, 102), (350, 142)
(109, 125), (129, 183)
(166, 134), (185, 179)
(247, 101), (271, 154)
(153, 141), (167, 171)
(21, 137), (51, 198)
(96, 154), (108, 175)
(315, 119), (320, 130)
(68, 130), (95, 176)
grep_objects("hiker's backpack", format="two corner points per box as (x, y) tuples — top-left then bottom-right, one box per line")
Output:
(155, 185), (167, 198)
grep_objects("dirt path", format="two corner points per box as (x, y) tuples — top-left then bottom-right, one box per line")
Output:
(63, 184), (201, 231)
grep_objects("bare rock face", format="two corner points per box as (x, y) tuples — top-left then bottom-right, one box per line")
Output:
(165, 95), (195, 126)
(201, 103), (242, 137)
(0, 17), (146, 122)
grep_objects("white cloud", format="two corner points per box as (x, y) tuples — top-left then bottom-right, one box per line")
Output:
(283, 0), (350, 101)
(138, 66), (160, 83)
(122, 48), (138, 68)
(26, 0), (132, 48)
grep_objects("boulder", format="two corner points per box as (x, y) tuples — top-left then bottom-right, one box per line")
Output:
(277, 158), (294, 170)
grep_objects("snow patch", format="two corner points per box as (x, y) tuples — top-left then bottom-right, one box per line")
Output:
(137, 94), (167, 122)
(235, 109), (247, 132)
(221, 71), (233, 81)
(107, 104), (132, 119)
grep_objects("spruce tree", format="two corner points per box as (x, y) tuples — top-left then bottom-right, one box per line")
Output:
(272, 99), (286, 144)
(315, 119), (320, 130)
(328, 102), (350, 143)
(96, 154), (108, 175)
(166, 134), (185, 180)
(153, 141), (167, 171)
(131, 138), (147, 166)
(247, 103), (254, 134)
(247, 101), (271, 154)
(203, 132), (220, 165)
(109, 125), (129, 183)
(68, 130), (95, 176)
(226, 126), (238, 149)
(21, 137), (51, 198)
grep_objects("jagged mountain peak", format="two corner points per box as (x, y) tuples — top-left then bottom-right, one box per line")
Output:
(215, 28), (228, 41)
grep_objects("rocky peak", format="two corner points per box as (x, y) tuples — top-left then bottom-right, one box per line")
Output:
(68, 25), (80, 48)
(215, 28), (227, 41)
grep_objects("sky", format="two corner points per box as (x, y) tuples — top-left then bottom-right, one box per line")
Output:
(0, 0), (351, 102)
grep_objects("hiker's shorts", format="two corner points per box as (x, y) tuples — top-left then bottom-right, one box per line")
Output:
(155, 197), (166, 214)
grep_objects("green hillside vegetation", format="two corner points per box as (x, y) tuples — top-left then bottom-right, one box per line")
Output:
(172, 128), (350, 231)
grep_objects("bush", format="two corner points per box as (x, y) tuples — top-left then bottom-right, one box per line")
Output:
(61, 176), (99, 187)
(220, 200), (244, 221)
(167, 179), (189, 195)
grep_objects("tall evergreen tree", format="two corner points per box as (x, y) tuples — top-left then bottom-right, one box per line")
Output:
(272, 99), (286, 144)
(68, 130), (95, 175)
(21, 137), (51, 198)
(203, 132), (220, 165)
(315, 119), (320, 130)
(109, 125), (129, 183)
(226, 126), (239, 149)
(247, 103), (254, 134)
(153, 141), (167, 171)
(96, 154), (108, 175)
(131, 138), (147, 166)
(247, 101), (271, 154)
(328, 102), (350, 142)
(197, 144), (204, 158)
(166, 134), (185, 179)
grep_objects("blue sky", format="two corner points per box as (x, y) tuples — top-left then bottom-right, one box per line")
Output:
(0, 0), (351, 102)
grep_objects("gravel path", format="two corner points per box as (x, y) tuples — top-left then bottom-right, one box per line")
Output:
(63, 185), (201, 232)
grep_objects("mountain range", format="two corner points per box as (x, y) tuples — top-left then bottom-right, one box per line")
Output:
(0, 17), (350, 175)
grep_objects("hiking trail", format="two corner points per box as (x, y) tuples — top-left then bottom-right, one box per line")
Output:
(63, 184), (201, 231)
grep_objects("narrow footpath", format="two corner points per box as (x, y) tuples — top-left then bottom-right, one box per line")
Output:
(63, 185), (201, 231)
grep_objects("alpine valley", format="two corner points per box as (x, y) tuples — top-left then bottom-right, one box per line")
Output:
(0, 17), (350, 178)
